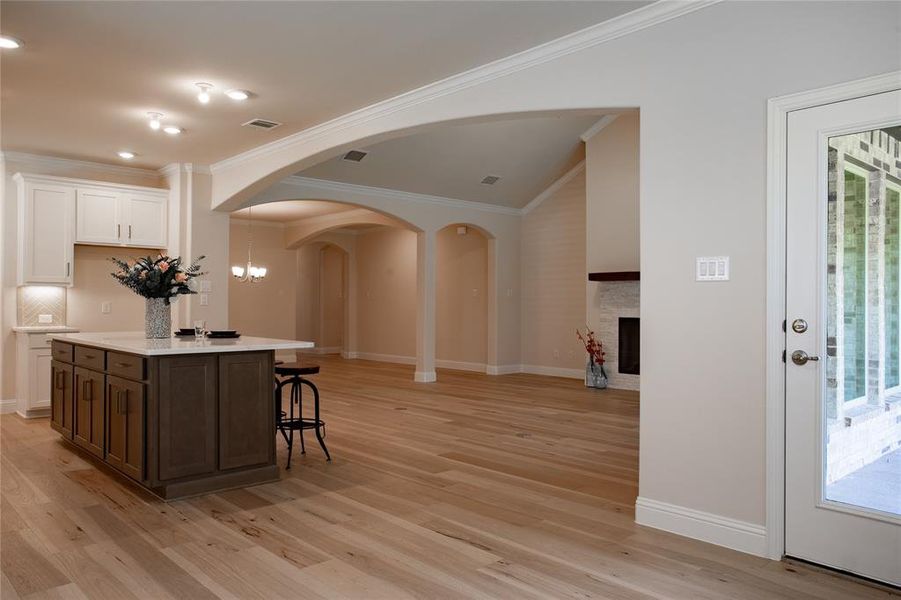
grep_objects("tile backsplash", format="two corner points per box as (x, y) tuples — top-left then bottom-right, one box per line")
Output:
(17, 286), (67, 326)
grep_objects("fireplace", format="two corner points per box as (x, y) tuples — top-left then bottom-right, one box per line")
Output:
(618, 317), (640, 375)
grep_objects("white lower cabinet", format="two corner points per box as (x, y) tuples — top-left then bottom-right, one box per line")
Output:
(15, 329), (78, 418)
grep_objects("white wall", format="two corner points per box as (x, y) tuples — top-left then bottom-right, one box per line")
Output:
(206, 1), (901, 537)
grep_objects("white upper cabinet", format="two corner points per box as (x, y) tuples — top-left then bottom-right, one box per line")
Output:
(76, 187), (123, 245)
(14, 173), (169, 285)
(119, 193), (167, 248)
(15, 175), (75, 285)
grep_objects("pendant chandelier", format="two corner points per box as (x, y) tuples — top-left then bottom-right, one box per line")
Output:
(231, 205), (267, 282)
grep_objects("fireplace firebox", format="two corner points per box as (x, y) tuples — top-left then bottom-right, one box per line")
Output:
(618, 317), (640, 375)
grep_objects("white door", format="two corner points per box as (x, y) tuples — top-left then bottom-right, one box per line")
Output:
(20, 182), (75, 285)
(122, 193), (167, 248)
(785, 89), (901, 585)
(76, 187), (122, 245)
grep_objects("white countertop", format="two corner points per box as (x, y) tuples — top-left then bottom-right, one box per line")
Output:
(14, 326), (80, 334)
(47, 331), (315, 356)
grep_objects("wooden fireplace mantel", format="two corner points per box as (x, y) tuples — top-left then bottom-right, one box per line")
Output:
(587, 271), (640, 282)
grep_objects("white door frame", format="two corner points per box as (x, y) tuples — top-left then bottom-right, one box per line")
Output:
(765, 70), (901, 560)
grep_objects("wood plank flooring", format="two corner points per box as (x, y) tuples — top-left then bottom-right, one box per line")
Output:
(1, 356), (897, 599)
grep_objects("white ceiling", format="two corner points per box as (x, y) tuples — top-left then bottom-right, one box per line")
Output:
(0, 1), (650, 170)
(298, 113), (602, 208)
(231, 200), (353, 222)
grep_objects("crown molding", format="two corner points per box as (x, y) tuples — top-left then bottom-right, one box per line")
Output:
(210, 0), (722, 174)
(10, 171), (168, 194)
(158, 163), (181, 178)
(580, 114), (619, 142)
(0, 150), (162, 183)
(282, 176), (523, 216)
(521, 160), (586, 215)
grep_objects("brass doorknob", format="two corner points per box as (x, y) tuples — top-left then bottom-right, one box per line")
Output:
(791, 350), (820, 366)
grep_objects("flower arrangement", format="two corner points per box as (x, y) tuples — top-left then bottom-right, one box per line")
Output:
(110, 254), (205, 304)
(576, 326), (605, 366)
(577, 326), (608, 388)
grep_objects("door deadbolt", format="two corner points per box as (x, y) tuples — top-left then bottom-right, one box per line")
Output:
(791, 319), (808, 333)
(791, 350), (820, 366)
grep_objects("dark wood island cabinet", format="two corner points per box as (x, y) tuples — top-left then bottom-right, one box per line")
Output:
(48, 332), (313, 500)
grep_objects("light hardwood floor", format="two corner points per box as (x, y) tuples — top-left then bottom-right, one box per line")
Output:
(1, 357), (897, 599)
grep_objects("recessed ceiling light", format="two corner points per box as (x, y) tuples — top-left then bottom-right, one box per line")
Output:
(147, 112), (163, 130)
(0, 35), (23, 49)
(163, 125), (182, 135)
(117, 151), (136, 160)
(195, 82), (213, 104)
(225, 89), (250, 101)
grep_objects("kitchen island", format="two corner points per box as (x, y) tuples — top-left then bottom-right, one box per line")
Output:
(47, 332), (314, 500)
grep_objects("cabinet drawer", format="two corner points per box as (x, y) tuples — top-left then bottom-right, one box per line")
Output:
(28, 333), (54, 349)
(51, 341), (74, 363)
(108, 352), (145, 381)
(74, 346), (104, 370)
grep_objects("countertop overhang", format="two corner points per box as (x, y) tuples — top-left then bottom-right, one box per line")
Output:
(47, 331), (315, 356)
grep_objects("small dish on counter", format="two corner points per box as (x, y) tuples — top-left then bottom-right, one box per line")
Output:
(207, 330), (240, 339)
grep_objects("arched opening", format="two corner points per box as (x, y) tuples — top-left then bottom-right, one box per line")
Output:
(436, 223), (491, 372)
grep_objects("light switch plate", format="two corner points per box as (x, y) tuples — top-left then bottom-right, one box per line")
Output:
(200, 280), (212, 292)
(696, 256), (730, 281)
(101, 301), (111, 314)
(38, 314), (53, 324)
(199, 293), (209, 306)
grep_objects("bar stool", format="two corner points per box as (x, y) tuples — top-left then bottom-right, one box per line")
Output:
(274, 362), (331, 468)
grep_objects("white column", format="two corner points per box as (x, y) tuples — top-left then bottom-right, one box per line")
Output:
(415, 229), (437, 382)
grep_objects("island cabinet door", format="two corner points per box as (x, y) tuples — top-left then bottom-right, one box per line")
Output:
(50, 360), (74, 438)
(157, 354), (217, 481)
(73, 367), (104, 458)
(218, 352), (274, 470)
(106, 376), (145, 481)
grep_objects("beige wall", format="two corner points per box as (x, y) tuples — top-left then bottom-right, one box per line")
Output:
(319, 244), (346, 349)
(585, 113), (640, 273)
(228, 220), (297, 339)
(68, 245), (145, 332)
(521, 169), (587, 373)
(355, 227), (418, 358)
(436, 226), (488, 366)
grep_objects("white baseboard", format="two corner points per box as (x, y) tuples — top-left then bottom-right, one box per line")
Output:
(435, 359), (486, 373)
(486, 364), (521, 375)
(635, 496), (767, 557)
(341, 351), (358, 359)
(0, 399), (17, 415)
(520, 364), (584, 379)
(300, 346), (343, 355)
(352, 352), (416, 365)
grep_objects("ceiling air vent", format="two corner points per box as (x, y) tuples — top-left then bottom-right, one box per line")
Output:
(481, 175), (501, 185)
(242, 118), (282, 130)
(342, 150), (368, 162)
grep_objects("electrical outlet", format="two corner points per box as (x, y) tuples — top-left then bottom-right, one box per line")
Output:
(101, 301), (111, 314)
(38, 314), (53, 324)
(553, 349), (560, 359)
(472, 288), (478, 297)
(199, 293), (209, 306)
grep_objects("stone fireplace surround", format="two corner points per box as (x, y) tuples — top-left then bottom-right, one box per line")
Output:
(590, 281), (640, 391)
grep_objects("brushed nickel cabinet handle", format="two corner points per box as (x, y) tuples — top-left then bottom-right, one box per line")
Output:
(117, 224), (121, 238)
(115, 362), (131, 368)
(128, 225), (132, 239)
(120, 390), (128, 415)
(84, 353), (96, 359)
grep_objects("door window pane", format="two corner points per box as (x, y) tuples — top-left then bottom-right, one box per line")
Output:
(824, 128), (901, 517)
